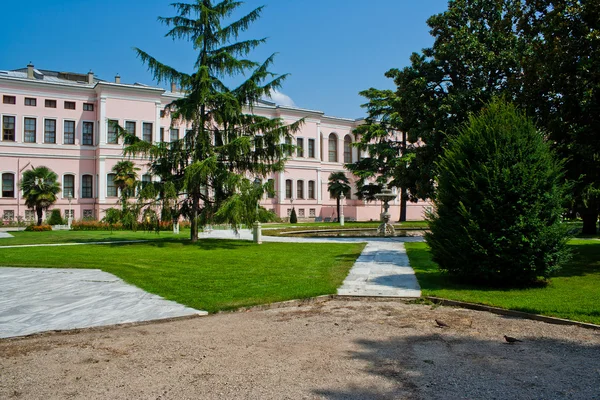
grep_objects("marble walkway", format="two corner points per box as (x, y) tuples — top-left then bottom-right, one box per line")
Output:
(0, 229), (421, 339)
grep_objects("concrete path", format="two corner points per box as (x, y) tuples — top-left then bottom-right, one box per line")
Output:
(0, 232), (13, 239)
(0, 268), (206, 339)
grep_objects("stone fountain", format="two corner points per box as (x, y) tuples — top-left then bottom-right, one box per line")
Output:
(375, 184), (397, 236)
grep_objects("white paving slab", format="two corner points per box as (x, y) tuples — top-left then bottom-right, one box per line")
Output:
(0, 268), (206, 338)
(0, 232), (13, 238)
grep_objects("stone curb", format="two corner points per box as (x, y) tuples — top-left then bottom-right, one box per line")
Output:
(426, 296), (600, 331)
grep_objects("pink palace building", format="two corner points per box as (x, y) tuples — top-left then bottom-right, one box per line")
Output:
(0, 64), (427, 224)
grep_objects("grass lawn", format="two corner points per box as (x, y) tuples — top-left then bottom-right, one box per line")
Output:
(0, 238), (365, 313)
(0, 230), (190, 246)
(263, 221), (428, 236)
(405, 239), (600, 324)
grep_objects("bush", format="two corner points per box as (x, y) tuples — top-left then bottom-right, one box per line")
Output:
(425, 99), (570, 286)
(47, 209), (64, 225)
(289, 207), (298, 224)
(72, 221), (123, 231)
(25, 224), (52, 232)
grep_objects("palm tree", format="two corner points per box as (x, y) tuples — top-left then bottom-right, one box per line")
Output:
(111, 161), (139, 211)
(328, 172), (351, 221)
(20, 166), (61, 226)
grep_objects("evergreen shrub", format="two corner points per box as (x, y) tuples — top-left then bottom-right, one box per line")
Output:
(290, 207), (298, 223)
(425, 99), (570, 286)
(47, 209), (64, 225)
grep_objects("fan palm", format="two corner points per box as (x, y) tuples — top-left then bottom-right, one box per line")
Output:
(112, 161), (140, 211)
(327, 172), (351, 221)
(20, 166), (61, 226)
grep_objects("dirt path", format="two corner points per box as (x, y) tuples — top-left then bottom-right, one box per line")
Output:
(1, 298), (599, 400)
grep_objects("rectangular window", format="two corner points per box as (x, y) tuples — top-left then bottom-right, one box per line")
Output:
(285, 179), (292, 199)
(107, 120), (118, 144)
(308, 180), (315, 200)
(24, 210), (35, 221)
(64, 120), (75, 144)
(64, 101), (76, 110)
(3, 210), (15, 221)
(141, 174), (152, 188)
(3, 95), (16, 104)
(107, 173), (117, 197)
(82, 122), (93, 145)
(308, 139), (315, 158)
(63, 175), (75, 198)
(45, 99), (57, 108)
(2, 173), (15, 197)
(170, 128), (179, 142)
(24, 97), (36, 106)
(297, 180), (304, 199)
(125, 121), (136, 137)
(309, 208), (316, 217)
(24, 117), (36, 143)
(298, 209), (305, 218)
(83, 103), (94, 111)
(160, 110), (165, 118)
(82, 175), (93, 198)
(65, 209), (75, 219)
(160, 127), (164, 142)
(285, 137), (292, 157)
(2, 116), (15, 141)
(83, 209), (94, 219)
(142, 122), (153, 142)
(44, 119), (56, 143)
(296, 138), (304, 157)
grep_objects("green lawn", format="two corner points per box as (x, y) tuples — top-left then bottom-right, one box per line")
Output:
(263, 221), (428, 236)
(405, 239), (600, 324)
(0, 238), (364, 313)
(0, 230), (188, 246)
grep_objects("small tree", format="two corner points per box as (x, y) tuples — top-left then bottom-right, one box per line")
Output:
(425, 99), (570, 286)
(20, 166), (61, 226)
(327, 172), (351, 222)
(289, 207), (297, 223)
(47, 209), (63, 225)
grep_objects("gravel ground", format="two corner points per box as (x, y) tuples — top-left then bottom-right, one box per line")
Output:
(1, 298), (599, 400)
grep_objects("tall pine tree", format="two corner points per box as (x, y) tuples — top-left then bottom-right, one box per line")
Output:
(121, 1), (300, 241)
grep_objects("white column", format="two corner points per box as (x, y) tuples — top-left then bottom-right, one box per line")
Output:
(99, 97), (107, 145)
(317, 168), (322, 204)
(155, 101), (162, 143)
(98, 157), (106, 202)
(316, 122), (321, 161)
(279, 171), (285, 201)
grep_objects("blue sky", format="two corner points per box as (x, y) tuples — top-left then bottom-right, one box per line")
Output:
(1, 0), (449, 118)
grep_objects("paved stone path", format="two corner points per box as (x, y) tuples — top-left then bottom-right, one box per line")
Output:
(0, 268), (206, 339)
(0, 232), (13, 239)
(0, 229), (421, 338)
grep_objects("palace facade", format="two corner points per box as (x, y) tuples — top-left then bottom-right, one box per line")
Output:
(0, 64), (427, 223)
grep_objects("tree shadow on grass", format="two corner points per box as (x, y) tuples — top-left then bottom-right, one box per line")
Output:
(313, 334), (600, 400)
(106, 238), (253, 250)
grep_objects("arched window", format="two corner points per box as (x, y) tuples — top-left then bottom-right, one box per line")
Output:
(63, 174), (75, 198)
(344, 135), (352, 163)
(81, 175), (93, 198)
(297, 180), (304, 199)
(308, 180), (315, 200)
(285, 179), (292, 199)
(1, 173), (15, 198)
(328, 133), (338, 162)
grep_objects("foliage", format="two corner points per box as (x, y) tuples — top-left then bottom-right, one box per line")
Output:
(351, 0), (600, 233)
(1, 239), (365, 313)
(47, 209), (63, 225)
(121, 0), (301, 242)
(327, 172), (351, 221)
(425, 100), (570, 286)
(20, 166), (61, 226)
(289, 207), (297, 223)
(24, 224), (52, 232)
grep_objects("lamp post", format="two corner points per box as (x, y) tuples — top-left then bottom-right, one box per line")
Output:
(67, 191), (73, 229)
(339, 193), (345, 227)
(253, 177), (262, 244)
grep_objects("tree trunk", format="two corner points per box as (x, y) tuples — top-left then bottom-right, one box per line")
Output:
(399, 186), (407, 222)
(36, 207), (43, 226)
(190, 194), (199, 242)
(336, 198), (341, 222)
(581, 207), (598, 235)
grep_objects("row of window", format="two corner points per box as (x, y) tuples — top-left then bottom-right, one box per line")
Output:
(0, 173), (94, 198)
(285, 134), (353, 163)
(2, 116), (94, 145)
(2, 95), (94, 111)
(106, 173), (152, 197)
(2, 209), (93, 222)
(284, 179), (316, 200)
(286, 208), (316, 218)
